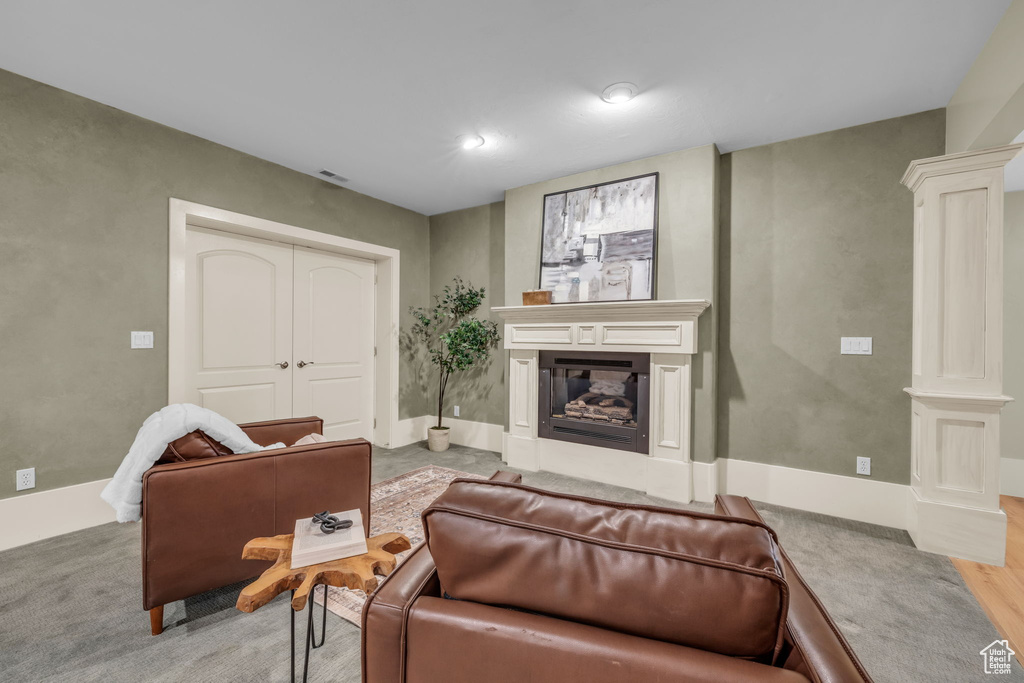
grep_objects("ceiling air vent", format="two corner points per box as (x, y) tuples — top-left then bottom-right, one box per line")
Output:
(318, 168), (349, 183)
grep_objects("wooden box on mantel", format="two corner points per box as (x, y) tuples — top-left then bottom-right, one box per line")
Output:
(522, 290), (552, 306)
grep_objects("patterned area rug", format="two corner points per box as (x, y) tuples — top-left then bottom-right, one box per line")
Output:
(315, 465), (483, 626)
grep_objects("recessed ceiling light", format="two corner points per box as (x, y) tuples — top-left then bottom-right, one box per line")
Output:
(601, 82), (638, 104)
(456, 134), (485, 150)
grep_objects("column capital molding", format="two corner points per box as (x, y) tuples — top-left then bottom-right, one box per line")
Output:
(904, 388), (1014, 409)
(901, 142), (1023, 193)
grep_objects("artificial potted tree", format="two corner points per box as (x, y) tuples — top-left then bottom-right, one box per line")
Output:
(410, 277), (501, 451)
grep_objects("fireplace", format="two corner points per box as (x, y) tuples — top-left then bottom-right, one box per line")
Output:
(538, 350), (650, 453)
(495, 298), (709, 503)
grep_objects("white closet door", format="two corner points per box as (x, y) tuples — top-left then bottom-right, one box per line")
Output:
(184, 227), (293, 423)
(292, 248), (376, 441)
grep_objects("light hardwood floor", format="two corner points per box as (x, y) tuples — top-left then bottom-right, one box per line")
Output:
(952, 495), (1024, 666)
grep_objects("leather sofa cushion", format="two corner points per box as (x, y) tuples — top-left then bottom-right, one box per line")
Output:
(423, 479), (789, 661)
(157, 430), (232, 464)
(293, 432), (328, 446)
(241, 416), (324, 448)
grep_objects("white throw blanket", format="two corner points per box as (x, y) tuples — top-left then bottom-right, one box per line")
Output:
(100, 404), (283, 523)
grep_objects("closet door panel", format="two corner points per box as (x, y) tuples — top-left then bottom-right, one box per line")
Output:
(184, 227), (293, 424)
(293, 248), (376, 441)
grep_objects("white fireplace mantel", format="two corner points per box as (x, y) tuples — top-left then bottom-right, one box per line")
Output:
(494, 299), (710, 503)
(493, 299), (710, 355)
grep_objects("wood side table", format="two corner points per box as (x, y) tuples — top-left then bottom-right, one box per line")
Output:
(237, 532), (412, 683)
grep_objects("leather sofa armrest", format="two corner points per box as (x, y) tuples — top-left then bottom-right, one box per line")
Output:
(488, 470), (522, 484)
(361, 543), (441, 683)
(713, 495), (873, 683)
(403, 597), (812, 683)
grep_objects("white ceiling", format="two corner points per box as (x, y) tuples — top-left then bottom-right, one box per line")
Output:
(0, 1), (1011, 215)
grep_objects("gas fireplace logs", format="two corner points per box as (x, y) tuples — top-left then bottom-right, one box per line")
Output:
(562, 393), (636, 425)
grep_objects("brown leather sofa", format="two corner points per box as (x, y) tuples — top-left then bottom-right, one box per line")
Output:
(142, 416), (371, 635)
(362, 476), (872, 683)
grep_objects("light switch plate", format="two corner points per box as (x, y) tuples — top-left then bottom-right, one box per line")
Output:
(131, 331), (154, 349)
(841, 337), (872, 355)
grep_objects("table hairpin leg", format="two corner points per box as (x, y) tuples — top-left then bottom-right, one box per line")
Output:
(310, 584), (328, 649)
(290, 585), (330, 683)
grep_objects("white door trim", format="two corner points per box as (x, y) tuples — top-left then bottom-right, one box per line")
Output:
(168, 198), (401, 448)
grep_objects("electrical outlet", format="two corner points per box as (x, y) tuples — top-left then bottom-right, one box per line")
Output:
(453, 405), (460, 417)
(856, 457), (871, 476)
(16, 468), (35, 491)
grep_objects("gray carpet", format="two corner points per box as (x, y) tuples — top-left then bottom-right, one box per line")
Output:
(1, 443), (1020, 682)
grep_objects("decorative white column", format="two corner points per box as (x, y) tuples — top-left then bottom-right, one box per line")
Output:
(901, 143), (1023, 565)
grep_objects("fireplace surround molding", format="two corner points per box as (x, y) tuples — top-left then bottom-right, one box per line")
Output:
(494, 299), (710, 503)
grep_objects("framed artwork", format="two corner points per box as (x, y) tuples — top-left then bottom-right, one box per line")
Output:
(539, 172), (658, 303)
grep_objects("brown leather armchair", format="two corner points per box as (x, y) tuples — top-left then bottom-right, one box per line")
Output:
(362, 477), (872, 683)
(142, 416), (371, 635)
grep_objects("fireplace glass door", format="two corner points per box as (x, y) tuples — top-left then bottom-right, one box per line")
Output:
(551, 369), (639, 428)
(538, 351), (649, 453)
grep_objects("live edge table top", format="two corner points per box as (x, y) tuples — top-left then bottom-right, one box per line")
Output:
(235, 532), (413, 613)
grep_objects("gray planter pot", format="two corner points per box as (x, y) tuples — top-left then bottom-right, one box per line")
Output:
(427, 426), (450, 452)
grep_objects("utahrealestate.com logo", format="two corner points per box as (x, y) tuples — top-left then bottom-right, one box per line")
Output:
(980, 640), (1015, 675)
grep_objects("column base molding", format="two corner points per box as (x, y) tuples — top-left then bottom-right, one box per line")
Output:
(907, 488), (1007, 566)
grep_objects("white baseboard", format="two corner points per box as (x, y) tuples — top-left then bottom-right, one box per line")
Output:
(12, 448), (1007, 556)
(1001, 457), (1024, 497)
(718, 458), (909, 530)
(644, 457), (692, 504)
(502, 440), (909, 528)
(392, 416), (503, 452)
(0, 478), (116, 552)
(449, 418), (504, 453)
(391, 416), (431, 448)
(691, 460), (719, 503)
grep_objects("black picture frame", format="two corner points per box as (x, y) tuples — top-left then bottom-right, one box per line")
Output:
(538, 172), (659, 304)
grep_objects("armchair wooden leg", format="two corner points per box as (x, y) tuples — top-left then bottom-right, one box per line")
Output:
(149, 605), (164, 636)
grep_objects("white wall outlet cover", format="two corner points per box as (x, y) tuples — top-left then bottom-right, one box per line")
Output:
(841, 337), (873, 355)
(16, 467), (35, 491)
(856, 456), (871, 476)
(453, 405), (460, 417)
(131, 331), (154, 349)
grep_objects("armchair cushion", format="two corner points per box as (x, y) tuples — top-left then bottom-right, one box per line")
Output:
(157, 430), (232, 464)
(293, 432), (328, 446)
(423, 479), (789, 662)
(240, 415), (324, 447)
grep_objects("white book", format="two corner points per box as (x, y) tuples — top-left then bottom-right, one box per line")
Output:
(291, 509), (368, 569)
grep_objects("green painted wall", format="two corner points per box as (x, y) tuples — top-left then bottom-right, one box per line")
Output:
(0, 62), (956, 499)
(425, 202), (506, 427)
(718, 109), (946, 484)
(1004, 190), (1024, 460)
(504, 145), (721, 463)
(0, 68), (431, 500)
